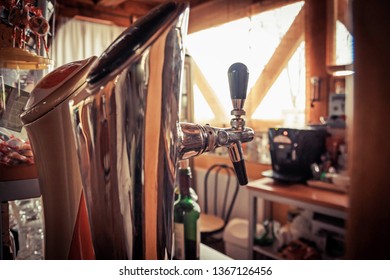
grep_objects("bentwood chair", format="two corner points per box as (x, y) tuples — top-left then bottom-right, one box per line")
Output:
(199, 164), (239, 242)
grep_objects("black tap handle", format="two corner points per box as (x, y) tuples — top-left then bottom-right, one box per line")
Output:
(227, 142), (248, 186)
(233, 160), (248, 185)
(228, 63), (249, 100)
(227, 63), (250, 185)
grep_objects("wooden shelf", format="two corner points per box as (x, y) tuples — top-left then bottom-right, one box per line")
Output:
(0, 164), (38, 182)
(0, 178), (40, 202)
(0, 164), (40, 202)
(246, 178), (348, 259)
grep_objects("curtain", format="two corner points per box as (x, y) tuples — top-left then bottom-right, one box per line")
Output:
(52, 17), (125, 68)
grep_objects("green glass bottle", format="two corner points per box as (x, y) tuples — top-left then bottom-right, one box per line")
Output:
(173, 160), (200, 260)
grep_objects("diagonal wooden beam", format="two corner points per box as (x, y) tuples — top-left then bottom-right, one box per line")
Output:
(191, 58), (227, 121)
(246, 7), (305, 117)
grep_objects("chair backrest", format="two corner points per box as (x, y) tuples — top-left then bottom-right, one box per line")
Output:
(203, 164), (240, 226)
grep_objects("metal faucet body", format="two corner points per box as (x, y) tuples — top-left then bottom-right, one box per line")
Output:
(178, 61), (254, 185)
(177, 122), (254, 160)
(178, 106), (254, 185)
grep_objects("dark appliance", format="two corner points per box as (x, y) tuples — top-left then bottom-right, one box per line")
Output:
(265, 127), (328, 183)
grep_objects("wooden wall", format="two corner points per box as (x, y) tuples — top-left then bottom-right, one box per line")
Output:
(346, 0), (390, 259)
(305, 0), (329, 124)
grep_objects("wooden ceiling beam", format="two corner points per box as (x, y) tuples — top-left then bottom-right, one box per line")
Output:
(56, 0), (153, 27)
(250, 0), (302, 15)
(189, 0), (253, 34)
(60, 0), (95, 4)
(96, 0), (127, 7)
(121, 1), (155, 16)
(188, 0), (301, 34)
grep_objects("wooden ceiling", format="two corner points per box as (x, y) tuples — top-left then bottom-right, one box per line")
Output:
(54, 0), (302, 34)
(55, 0), (211, 27)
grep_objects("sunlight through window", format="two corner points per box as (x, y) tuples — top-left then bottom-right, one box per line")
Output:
(186, 1), (305, 129)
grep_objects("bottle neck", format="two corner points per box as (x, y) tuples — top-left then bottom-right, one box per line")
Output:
(179, 167), (191, 198)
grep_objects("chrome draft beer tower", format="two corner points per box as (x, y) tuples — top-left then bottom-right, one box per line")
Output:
(69, 2), (254, 259)
(178, 62), (253, 186)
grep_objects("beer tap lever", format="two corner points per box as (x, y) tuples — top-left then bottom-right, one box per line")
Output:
(228, 62), (249, 116)
(227, 63), (250, 185)
(177, 62), (254, 185)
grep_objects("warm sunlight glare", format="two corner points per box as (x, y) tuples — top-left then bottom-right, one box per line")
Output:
(187, 2), (305, 126)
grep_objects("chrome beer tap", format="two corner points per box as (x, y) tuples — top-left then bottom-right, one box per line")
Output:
(67, 2), (254, 260)
(178, 62), (254, 185)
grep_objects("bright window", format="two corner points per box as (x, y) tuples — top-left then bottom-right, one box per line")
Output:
(335, 20), (353, 65)
(186, 1), (306, 130)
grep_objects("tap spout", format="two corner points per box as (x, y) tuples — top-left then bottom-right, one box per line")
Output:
(177, 122), (254, 184)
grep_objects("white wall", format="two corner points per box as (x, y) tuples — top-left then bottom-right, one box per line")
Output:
(194, 167), (264, 222)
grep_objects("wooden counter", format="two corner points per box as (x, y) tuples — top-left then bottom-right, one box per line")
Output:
(247, 177), (349, 214)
